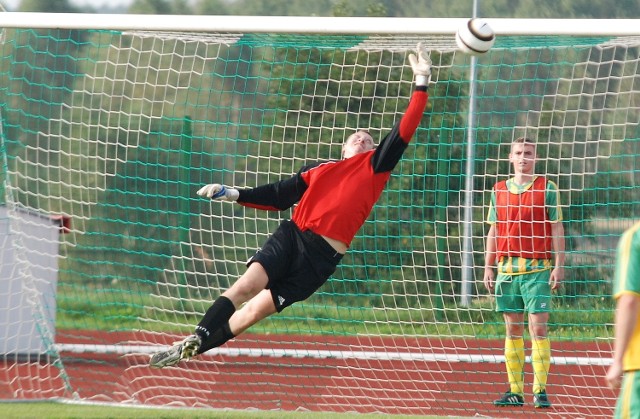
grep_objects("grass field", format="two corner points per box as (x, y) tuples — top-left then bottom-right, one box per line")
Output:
(0, 402), (452, 419)
(56, 282), (614, 341)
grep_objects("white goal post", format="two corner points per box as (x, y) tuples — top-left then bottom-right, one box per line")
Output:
(0, 13), (638, 35)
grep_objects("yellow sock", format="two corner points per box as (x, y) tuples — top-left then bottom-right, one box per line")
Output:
(531, 338), (551, 394)
(505, 337), (525, 395)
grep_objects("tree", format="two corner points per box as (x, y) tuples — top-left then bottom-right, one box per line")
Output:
(19, 0), (80, 13)
(128, 0), (193, 15)
(193, 0), (228, 15)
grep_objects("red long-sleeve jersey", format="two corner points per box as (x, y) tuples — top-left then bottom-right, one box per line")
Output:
(237, 87), (428, 246)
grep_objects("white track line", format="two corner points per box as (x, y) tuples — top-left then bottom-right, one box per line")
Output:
(55, 344), (612, 366)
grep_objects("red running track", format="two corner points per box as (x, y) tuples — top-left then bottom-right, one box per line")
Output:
(0, 330), (617, 418)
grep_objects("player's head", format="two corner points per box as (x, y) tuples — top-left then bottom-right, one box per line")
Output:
(509, 137), (537, 175)
(342, 130), (375, 159)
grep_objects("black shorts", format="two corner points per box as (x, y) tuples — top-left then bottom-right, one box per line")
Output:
(247, 219), (343, 312)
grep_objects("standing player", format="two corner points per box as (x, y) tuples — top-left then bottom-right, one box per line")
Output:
(483, 137), (566, 408)
(150, 43), (433, 368)
(605, 221), (640, 418)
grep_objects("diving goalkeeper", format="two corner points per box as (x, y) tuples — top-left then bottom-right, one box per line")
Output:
(150, 43), (432, 368)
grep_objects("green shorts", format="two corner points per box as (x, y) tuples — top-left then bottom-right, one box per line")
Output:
(494, 270), (552, 313)
(615, 370), (640, 419)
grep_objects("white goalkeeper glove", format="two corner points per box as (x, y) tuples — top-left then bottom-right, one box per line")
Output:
(197, 184), (239, 201)
(408, 42), (432, 87)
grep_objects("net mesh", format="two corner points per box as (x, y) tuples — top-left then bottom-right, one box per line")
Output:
(1, 26), (639, 417)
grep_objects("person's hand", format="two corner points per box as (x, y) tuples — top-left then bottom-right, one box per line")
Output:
(549, 266), (564, 290)
(197, 184), (239, 201)
(408, 42), (432, 86)
(483, 266), (495, 291)
(606, 361), (623, 391)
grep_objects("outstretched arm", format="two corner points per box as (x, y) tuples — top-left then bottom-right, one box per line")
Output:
(399, 42), (432, 141)
(197, 163), (320, 211)
(236, 174), (306, 211)
(372, 43), (431, 173)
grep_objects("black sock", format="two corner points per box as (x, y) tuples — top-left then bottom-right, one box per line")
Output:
(195, 296), (235, 340)
(197, 322), (235, 354)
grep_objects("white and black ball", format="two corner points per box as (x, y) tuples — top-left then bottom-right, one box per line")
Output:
(455, 18), (495, 56)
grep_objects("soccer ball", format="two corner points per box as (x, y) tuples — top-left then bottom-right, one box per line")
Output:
(455, 18), (495, 56)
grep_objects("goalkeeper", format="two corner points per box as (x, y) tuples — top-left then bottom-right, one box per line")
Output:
(150, 43), (432, 368)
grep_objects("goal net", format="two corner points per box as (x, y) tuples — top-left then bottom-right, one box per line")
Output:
(1, 14), (638, 417)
